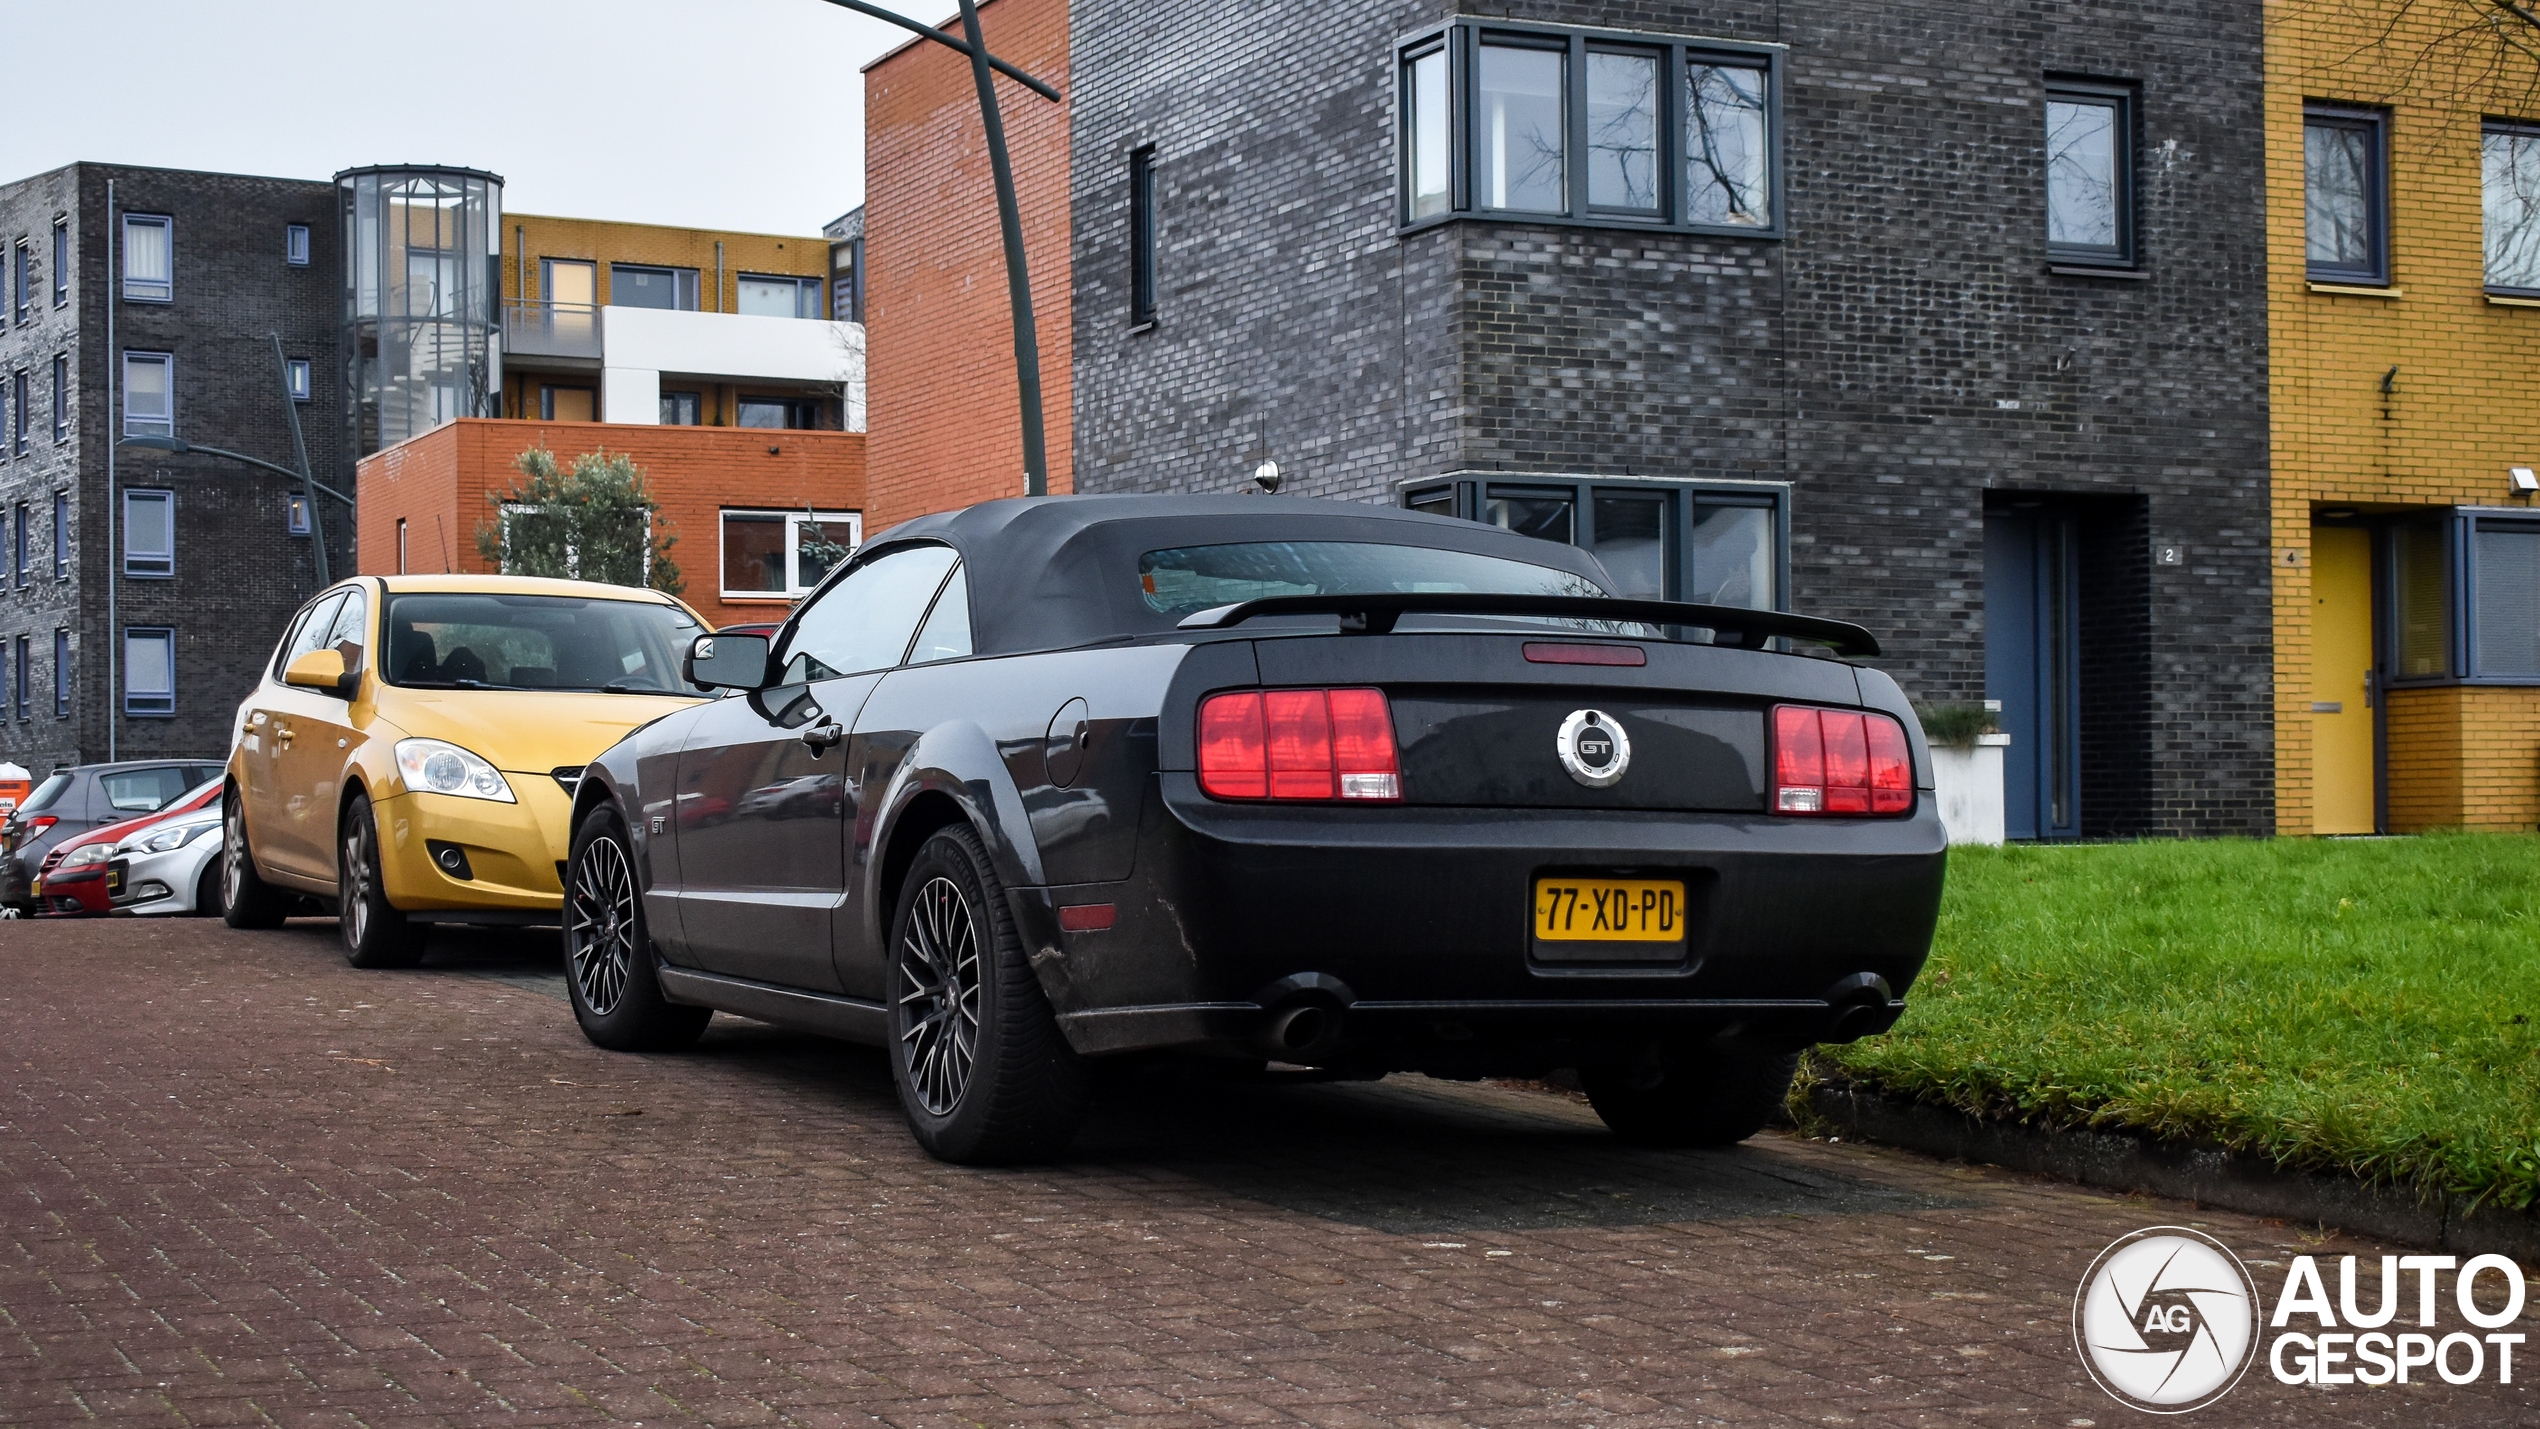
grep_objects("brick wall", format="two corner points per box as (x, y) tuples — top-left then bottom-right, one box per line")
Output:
(862, 0), (1072, 530)
(1062, 0), (2275, 836)
(356, 418), (866, 629)
(0, 162), (343, 774)
(2267, 2), (2540, 834)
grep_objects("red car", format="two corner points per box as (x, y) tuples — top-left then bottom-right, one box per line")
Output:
(33, 778), (224, 917)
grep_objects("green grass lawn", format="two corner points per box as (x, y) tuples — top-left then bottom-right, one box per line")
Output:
(1813, 834), (2540, 1209)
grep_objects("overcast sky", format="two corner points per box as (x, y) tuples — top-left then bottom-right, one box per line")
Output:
(15, 1), (915, 235)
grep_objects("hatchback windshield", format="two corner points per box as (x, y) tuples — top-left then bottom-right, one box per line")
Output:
(1136, 541), (1608, 617)
(384, 594), (705, 694)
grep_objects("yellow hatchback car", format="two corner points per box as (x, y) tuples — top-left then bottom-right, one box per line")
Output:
(222, 574), (708, 966)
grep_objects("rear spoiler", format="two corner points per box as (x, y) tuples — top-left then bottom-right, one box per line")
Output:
(1175, 593), (1880, 658)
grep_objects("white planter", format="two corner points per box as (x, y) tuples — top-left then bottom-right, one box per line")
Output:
(1928, 734), (2009, 847)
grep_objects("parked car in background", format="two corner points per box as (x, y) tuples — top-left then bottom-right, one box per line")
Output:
(110, 804), (226, 916)
(561, 496), (1946, 1165)
(3, 760), (227, 915)
(29, 776), (224, 917)
(223, 575), (711, 966)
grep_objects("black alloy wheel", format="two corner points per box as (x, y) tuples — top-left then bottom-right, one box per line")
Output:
(221, 788), (289, 930)
(564, 806), (710, 1052)
(886, 823), (1088, 1164)
(337, 792), (427, 969)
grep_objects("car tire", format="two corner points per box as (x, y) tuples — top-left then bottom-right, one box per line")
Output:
(221, 788), (290, 930)
(337, 792), (427, 969)
(564, 805), (710, 1052)
(888, 823), (1088, 1164)
(193, 855), (223, 918)
(1582, 1040), (1801, 1148)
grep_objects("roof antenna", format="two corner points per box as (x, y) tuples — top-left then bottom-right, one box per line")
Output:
(1251, 414), (1281, 494)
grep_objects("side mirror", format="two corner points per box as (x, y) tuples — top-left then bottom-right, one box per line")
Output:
(283, 649), (358, 697)
(686, 633), (771, 692)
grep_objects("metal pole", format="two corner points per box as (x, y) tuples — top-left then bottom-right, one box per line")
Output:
(104, 179), (117, 763)
(272, 334), (330, 587)
(954, 0), (1048, 496)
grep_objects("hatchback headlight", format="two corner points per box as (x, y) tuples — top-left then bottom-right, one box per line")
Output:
(133, 822), (217, 854)
(394, 739), (518, 803)
(61, 842), (116, 867)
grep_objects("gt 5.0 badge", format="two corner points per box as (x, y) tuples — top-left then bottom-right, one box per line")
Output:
(1556, 709), (1630, 788)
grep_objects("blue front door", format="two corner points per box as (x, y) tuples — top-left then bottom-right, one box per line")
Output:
(1985, 507), (2080, 840)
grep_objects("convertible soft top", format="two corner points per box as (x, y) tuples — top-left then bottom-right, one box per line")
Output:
(871, 494), (1619, 657)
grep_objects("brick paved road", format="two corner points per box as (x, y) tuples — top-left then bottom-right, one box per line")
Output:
(2, 918), (2531, 1428)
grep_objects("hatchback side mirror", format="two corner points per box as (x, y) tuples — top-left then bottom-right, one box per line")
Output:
(686, 633), (772, 692)
(283, 649), (358, 697)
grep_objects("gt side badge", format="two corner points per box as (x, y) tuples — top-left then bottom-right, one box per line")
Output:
(1556, 709), (1631, 788)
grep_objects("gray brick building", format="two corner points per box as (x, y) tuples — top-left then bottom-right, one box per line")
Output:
(0, 164), (346, 777)
(1056, 1), (2273, 837)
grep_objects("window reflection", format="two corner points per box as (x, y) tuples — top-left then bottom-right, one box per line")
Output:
(1486, 489), (1575, 544)
(2046, 99), (2120, 250)
(1591, 493), (1667, 599)
(1687, 64), (1770, 227)
(2305, 116), (2378, 273)
(1478, 43), (1566, 213)
(2393, 521), (2448, 678)
(1690, 503), (1774, 610)
(1406, 47), (1451, 221)
(1587, 51), (1660, 212)
(2484, 124), (2540, 292)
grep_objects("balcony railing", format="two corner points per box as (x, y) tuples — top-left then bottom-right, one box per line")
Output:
(503, 300), (602, 360)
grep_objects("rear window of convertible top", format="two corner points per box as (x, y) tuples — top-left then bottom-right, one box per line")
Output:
(1137, 541), (1607, 619)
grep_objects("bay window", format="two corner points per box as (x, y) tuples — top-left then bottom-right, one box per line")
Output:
(1401, 21), (1780, 236)
(2382, 511), (2540, 684)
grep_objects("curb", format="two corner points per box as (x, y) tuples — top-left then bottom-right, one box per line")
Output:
(1798, 1083), (2540, 1260)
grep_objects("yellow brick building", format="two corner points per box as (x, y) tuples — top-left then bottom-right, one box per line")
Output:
(499, 214), (843, 426)
(2270, 0), (2540, 833)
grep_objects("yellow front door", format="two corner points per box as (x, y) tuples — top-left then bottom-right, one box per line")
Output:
(2312, 526), (2376, 834)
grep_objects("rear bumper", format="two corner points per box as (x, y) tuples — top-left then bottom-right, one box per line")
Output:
(1020, 774), (1947, 1065)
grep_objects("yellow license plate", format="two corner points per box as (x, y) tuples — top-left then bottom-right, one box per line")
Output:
(1534, 878), (1687, 942)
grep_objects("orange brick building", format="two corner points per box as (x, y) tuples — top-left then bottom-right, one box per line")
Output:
(2270, 1), (2540, 833)
(355, 419), (866, 629)
(861, 0), (1071, 528)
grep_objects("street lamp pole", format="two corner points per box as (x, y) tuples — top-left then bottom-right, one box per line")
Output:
(817, 0), (1060, 497)
(115, 437), (353, 589)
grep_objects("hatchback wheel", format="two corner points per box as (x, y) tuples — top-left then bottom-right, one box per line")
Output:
(337, 792), (426, 968)
(1582, 1041), (1801, 1148)
(565, 806), (709, 1052)
(889, 824), (1087, 1164)
(221, 789), (289, 930)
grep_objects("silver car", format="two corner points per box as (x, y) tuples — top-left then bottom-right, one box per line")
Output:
(109, 806), (225, 916)
(1, 760), (226, 914)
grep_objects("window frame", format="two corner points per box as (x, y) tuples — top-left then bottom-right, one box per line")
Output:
(122, 487), (176, 579)
(2373, 508), (2540, 686)
(122, 627), (176, 718)
(1129, 145), (1159, 328)
(52, 628), (68, 718)
(718, 507), (865, 601)
(2044, 78), (2139, 270)
(51, 353), (67, 442)
(53, 491), (69, 580)
(285, 223), (311, 267)
(286, 358), (312, 403)
(121, 214), (173, 303)
(12, 501), (27, 587)
(607, 262), (700, 311)
(1396, 19), (1785, 240)
(2482, 117), (2540, 297)
(51, 219), (68, 306)
(14, 240), (31, 322)
(10, 369), (24, 455)
(121, 350), (173, 438)
(2304, 102), (2391, 286)
(12, 635), (26, 722)
(733, 272), (825, 320)
(1393, 471), (1792, 610)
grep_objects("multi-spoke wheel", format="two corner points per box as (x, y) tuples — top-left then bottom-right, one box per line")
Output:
(569, 834), (639, 1016)
(337, 792), (426, 968)
(897, 875), (982, 1116)
(886, 824), (1087, 1164)
(564, 805), (710, 1052)
(221, 786), (289, 930)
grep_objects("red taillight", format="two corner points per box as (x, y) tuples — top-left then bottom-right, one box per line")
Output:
(1197, 691), (1268, 799)
(1198, 687), (1400, 802)
(1773, 706), (1912, 816)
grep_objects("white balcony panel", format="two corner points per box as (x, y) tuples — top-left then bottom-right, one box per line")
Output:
(601, 306), (862, 387)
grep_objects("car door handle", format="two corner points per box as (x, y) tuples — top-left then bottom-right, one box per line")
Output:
(800, 720), (845, 756)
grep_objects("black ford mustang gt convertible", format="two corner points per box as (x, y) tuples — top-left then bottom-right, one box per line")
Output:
(561, 495), (1946, 1163)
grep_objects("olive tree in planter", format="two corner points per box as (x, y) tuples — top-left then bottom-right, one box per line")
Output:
(1916, 703), (2008, 846)
(476, 446), (685, 596)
